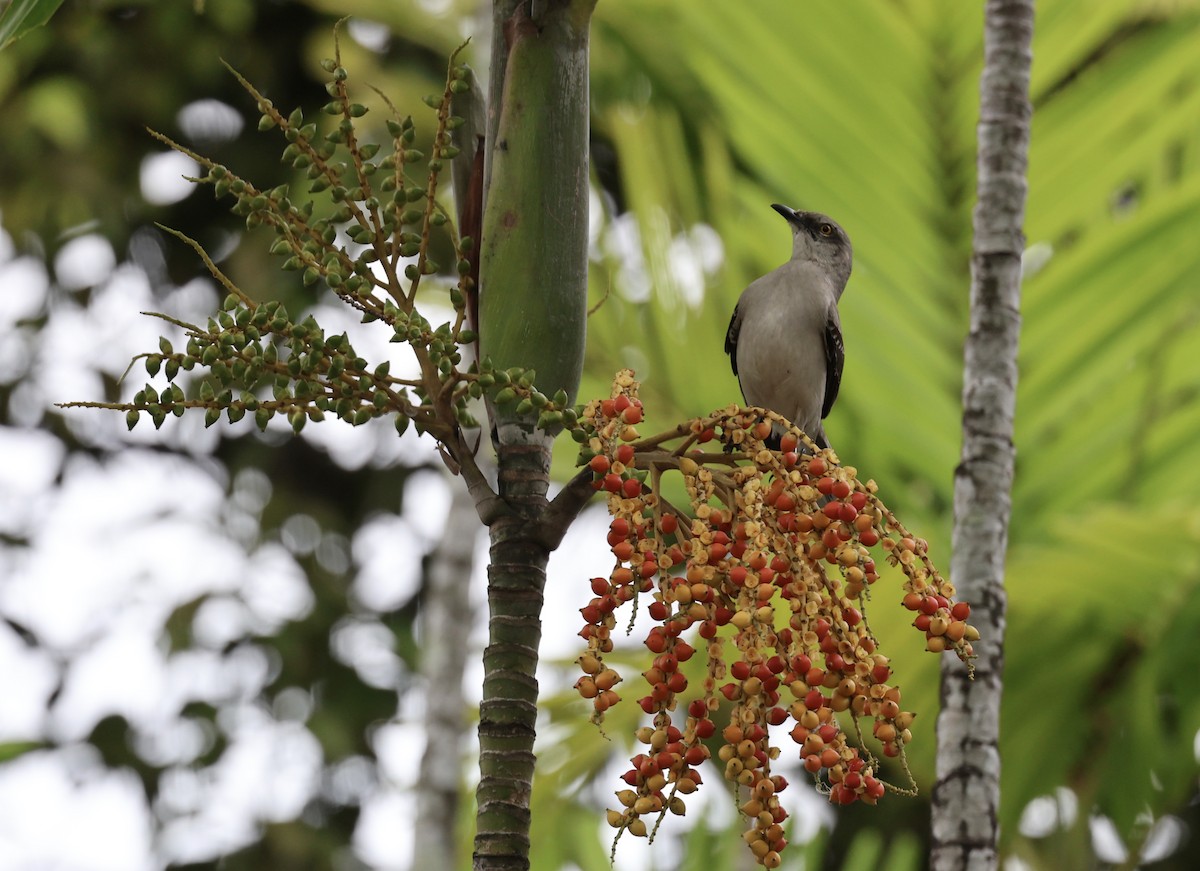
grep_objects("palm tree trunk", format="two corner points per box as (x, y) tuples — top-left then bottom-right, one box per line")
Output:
(931, 2), (1034, 869)
(473, 444), (554, 870)
(471, 2), (595, 869)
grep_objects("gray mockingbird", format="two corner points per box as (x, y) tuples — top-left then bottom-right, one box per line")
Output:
(724, 204), (852, 450)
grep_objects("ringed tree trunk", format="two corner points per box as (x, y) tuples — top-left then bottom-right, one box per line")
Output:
(470, 2), (597, 870)
(931, 1), (1034, 870)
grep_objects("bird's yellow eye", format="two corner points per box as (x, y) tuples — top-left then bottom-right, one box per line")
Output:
(819, 223), (834, 237)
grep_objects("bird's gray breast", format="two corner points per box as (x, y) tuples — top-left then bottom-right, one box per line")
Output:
(734, 265), (833, 435)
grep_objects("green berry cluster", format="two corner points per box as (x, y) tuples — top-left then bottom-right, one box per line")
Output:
(122, 292), (416, 435)
(62, 32), (573, 452)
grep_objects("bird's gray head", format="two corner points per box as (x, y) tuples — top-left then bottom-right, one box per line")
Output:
(772, 204), (853, 292)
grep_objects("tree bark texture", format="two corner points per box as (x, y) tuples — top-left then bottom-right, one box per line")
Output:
(931, 2), (1033, 870)
(474, 442), (553, 871)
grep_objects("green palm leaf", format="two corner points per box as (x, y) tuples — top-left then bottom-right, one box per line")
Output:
(582, 0), (1200, 858)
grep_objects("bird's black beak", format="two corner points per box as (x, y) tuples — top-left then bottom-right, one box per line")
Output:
(771, 203), (802, 226)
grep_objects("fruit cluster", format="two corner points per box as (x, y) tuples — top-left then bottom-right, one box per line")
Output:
(62, 37), (547, 456)
(574, 370), (977, 867)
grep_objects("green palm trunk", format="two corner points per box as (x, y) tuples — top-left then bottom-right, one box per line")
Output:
(472, 3), (596, 868)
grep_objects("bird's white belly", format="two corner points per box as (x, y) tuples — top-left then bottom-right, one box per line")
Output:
(736, 316), (826, 435)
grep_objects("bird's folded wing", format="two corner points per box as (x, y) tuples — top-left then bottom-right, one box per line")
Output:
(822, 309), (844, 419)
(724, 304), (742, 378)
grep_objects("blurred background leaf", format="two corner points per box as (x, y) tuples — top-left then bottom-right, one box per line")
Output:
(0, 0), (64, 51)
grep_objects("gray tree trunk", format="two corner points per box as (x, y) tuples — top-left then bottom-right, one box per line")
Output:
(931, 2), (1034, 869)
(414, 480), (482, 869)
